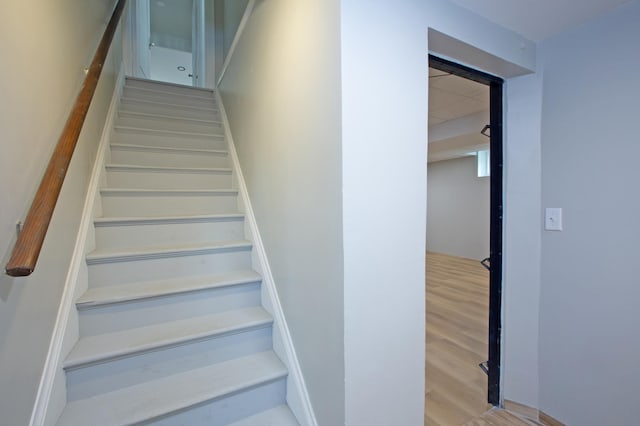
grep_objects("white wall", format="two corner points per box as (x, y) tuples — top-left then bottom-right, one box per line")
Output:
(341, 0), (537, 423)
(340, 5), (427, 424)
(149, 0), (192, 52)
(502, 71), (543, 409)
(426, 156), (490, 260)
(217, 0), (542, 423)
(0, 1), (122, 423)
(538, 2), (640, 424)
(217, 1), (344, 424)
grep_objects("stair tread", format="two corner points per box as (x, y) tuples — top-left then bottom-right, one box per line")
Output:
(65, 307), (272, 369)
(120, 96), (219, 113)
(58, 351), (287, 425)
(86, 240), (252, 264)
(124, 84), (216, 101)
(77, 270), (262, 308)
(59, 78), (291, 425)
(110, 142), (227, 155)
(100, 188), (237, 195)
(114, 125), (224, 138)
(228, 405), (299, 426)
(94, 213), (244, 226)
(125, 76), (216, 95)
(105, 163), (232, 173)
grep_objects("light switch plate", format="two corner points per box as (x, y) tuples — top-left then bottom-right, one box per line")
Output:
(545, 208), (563, 231)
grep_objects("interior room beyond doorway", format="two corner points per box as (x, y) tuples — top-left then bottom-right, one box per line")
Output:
(425, 66), (492, 425)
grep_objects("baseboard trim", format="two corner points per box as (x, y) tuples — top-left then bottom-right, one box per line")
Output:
(215, 92), (317, 426)
(29, 65), (125, 426)
(504, 400), (565, 426)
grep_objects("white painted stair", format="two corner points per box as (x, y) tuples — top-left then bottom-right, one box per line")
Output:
(56, 77), (299, 425)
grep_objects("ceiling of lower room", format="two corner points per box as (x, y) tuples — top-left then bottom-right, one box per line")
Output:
(428, 68), (490, 163)
(429, 69), (489, 126)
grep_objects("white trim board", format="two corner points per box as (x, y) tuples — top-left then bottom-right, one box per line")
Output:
(215, 91), (318, 426)
(216, 0), (256, 87)
(29, 66), (126, 426)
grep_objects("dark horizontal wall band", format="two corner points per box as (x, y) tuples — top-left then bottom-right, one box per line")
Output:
(428, 54), (503, 86)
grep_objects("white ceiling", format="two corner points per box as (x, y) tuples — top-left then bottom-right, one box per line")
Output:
(428, 69), (490, 162)
(447, 0), (631, 41)
(428, 69), (488, 126)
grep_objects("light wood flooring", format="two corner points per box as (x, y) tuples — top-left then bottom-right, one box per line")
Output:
(462, 408), (538, 426)
(425, 252), (491, 425)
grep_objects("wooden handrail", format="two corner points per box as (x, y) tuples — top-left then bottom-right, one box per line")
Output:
(5, 0), (127, 277)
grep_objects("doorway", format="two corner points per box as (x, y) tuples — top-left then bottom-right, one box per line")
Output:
(425, 55), (503, 424)
(130, 0), (205, 87)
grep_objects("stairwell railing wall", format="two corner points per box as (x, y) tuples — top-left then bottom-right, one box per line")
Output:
(5, 0), (127, 277)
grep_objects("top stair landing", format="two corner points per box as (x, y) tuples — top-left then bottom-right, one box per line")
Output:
(125, 76), (216, 99)
(122, 77), (218, 111)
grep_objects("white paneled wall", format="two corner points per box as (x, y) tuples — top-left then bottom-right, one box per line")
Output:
(427, 156), (490, 260)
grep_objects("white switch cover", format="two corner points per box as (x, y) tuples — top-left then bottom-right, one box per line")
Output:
(545, 208), (563, 231)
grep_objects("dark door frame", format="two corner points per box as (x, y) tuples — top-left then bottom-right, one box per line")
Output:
(428, 54), (504, 406)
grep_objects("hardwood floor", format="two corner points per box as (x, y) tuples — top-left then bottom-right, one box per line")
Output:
(425, 252), (491, 426)
(462, 409), (538, 426)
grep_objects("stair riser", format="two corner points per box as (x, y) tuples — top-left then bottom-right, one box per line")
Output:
(125, 79), (214, 98)
(117, 115), (224, 134)
(95, 219), (244, 250)
(148, 379), (287, 426)
(110, 148), (229, 168)
(123, 87), (217, 109)
(100, 193), (238, 216)
(225, 406), (298, 426)
(87, 249), (252, 287)
(106, 169), (232, 190)
(66, 326), (273, 401)
(79, 282), (261, 336)
(119, 98), (219, 120)
(112, 129), (226, 151)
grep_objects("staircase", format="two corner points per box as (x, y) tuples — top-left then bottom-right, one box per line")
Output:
(56, 77), (299, 425)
